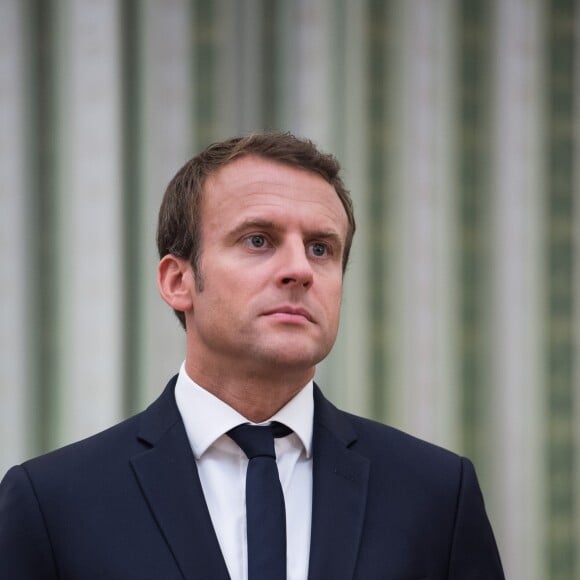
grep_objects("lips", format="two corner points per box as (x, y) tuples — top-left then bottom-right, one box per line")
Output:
(263, 305), (314, 322)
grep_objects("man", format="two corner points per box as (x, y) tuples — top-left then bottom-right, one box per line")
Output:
(0, 133), (504, 579)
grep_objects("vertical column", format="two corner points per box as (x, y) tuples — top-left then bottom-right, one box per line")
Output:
(387, 0), (460, 450)
(55, 0), (124, 444)
(193, 0), (268, 139)
(366, 0), (392, 422)
(457, 0), (492, 485)
(193, 0), (215, 145)
(572, 5), (580, 571)
(287, 0), (334, 149)
(212, 0), (237, 136)
(0, 0), (32, 473)
(487, 1), (545, 578)
(274, 0), (297, 132)
(137, 0), (193, 405)
(545, 1), (578, 578)
(214, 0), (264, 136)
(260, 0), (284, 130)
(575, 2), (580, 570)
(319, 0), (371, 416)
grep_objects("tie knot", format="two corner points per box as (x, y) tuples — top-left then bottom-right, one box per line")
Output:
(227, 423), (291, 459)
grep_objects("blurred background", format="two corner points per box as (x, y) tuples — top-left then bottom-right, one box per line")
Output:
(1, 0), (579, 578)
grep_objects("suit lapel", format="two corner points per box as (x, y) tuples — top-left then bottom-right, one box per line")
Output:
(129, 379), (369, 580)
(131, 377), (230, 580)
(308, 386), (370, 580)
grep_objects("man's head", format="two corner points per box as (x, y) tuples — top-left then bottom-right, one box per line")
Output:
(157, 132), (356, 329)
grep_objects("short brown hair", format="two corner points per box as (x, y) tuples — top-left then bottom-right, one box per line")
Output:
(157, 132), (356, 328)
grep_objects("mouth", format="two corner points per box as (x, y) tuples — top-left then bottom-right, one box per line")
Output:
(263, 306), (314, 323)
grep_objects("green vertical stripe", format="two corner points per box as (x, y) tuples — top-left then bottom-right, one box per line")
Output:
(28, 0), (61, 453)
(194, 0), (216, 145)
(261, 0), (281, 130)
(367, 0), (389, 422)
(546, 1), (577, 578)
(121, 0), (143, 417)
(457, 0), (491, 467)
(332, 0), (347, 155)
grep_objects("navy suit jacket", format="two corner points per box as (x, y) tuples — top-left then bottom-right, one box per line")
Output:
(0, 377), (504, 579)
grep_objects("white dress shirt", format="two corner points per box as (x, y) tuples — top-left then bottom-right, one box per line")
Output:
(175, 363), (313, 580)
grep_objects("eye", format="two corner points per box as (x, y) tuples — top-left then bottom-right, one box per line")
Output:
(244, 234), (268, 249)
(308, 242), (328, 257)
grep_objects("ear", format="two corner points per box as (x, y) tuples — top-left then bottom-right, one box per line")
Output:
(157, 255), (195, 313)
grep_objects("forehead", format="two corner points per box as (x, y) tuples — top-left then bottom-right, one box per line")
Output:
(202, 156), (348, 230)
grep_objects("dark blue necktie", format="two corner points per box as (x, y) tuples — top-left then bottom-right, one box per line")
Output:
(227, 423), (291, 580)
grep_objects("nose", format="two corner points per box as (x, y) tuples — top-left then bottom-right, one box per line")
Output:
(277, 240), (314, 289)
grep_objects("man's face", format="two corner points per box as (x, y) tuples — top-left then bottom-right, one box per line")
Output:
(185, 155), (349, 381)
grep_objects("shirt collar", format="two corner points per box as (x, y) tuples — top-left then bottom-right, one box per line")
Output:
(174, 362), (314, 459)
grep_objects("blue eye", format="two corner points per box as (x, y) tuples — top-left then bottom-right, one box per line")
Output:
(310, 243), (327, 257)
(247, 235), (266, 248)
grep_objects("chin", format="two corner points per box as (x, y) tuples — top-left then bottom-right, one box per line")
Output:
(261, 344), (330, 371)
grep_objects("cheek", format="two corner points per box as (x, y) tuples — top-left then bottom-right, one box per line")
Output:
(321, 281), (343, 321)
(329, 275), (344, 302)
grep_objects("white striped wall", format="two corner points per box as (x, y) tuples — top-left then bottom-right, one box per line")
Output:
(488, 2), (545, 578)
(1, 2), (578, 579)
(0, 0), (31, 470)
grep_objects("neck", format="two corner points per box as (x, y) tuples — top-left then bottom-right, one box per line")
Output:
(184, 359), (313, 422)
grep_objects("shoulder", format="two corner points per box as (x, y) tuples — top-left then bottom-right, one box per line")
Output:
(332, 409), (487, 527)
(315, 385), (463, 467)
(313, 392), (504, 578)
(9, 411), (143, 505)
(314, 387), (471, 494)
(346, 410), (462, 467)
(11, 376), (181, 490)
